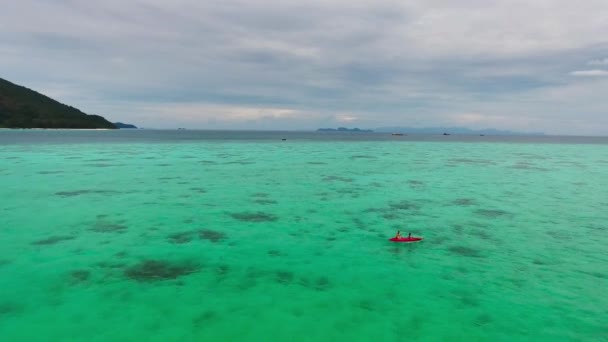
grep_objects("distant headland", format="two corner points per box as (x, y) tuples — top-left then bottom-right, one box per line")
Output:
(114, 122), (138, 129)
(375, 126), (543, 136)
(317, 127), (374, 132)
(0, 77), (118, 129)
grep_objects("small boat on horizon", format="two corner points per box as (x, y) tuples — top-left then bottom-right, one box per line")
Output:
(391, 133), (404, 136)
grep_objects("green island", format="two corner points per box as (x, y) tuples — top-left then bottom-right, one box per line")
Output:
(0, 78), (116, 129)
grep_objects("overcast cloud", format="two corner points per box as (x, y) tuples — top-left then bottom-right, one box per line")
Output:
(1, 0), (608, 134)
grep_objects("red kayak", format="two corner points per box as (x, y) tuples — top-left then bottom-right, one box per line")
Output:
(389, 237), (423, 242)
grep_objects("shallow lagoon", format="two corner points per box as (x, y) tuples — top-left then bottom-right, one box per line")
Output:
(1, 131), (607, 341)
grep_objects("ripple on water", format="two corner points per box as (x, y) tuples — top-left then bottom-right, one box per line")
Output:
(447, 158), (495, 165)
(322, 175), (354, 183)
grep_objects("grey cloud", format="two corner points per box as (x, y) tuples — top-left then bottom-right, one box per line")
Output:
(570, 70), (608, 77)
(1, 0), (608, 134)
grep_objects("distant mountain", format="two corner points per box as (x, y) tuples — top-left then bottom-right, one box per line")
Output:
(0, 78), (116, 129)
(375, 126), (543, 136)
(317, 127), (374, 132)
(114, 122), (138, 129)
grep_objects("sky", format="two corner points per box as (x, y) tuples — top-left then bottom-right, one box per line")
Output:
(1, 0), (608, 134)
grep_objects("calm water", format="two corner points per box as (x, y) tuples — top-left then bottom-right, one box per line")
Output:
(1, 130), (607, 341)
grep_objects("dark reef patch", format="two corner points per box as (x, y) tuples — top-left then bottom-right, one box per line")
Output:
(115, 251), (128, 258)
(167, 231), (195, 244)
(31, 235), (75, 246)
(452, 225), (464, 234)
(382, 212), (401, 220)
(91, 220), (128, 233)
(69, 270), (91, 284)
(251, 193), (270, 198)
(124, 260), (199, 282)
(229, 212), (278, 222)
(357, 299), (376, 312)
(96, 261), (126, 269)
(193, 310), (219, 326)
(460, 295), (480, 307)
(448, 246), (484, 258)
(0, 302), (23, 318)
(454, 198), (475, 206)
(407, 180), (424, 188)
(447, 158), (495, 165)
(56, 189), (121, 197)
(253, 199), (277, 205)
(352, 218), (367, 228)
(474, 209), (510, 218)
(275, 271), (294, 284)
(215, 264), (230, 278)
(474, 313), (493, 326)
(470, 229), (493, 241)
(267, 250), (283, 257)
(389, 200), (420, 211)
(350, 155), (376, 160)
(199, 229), (227, 243)
(510, 162), (550, 171)
(532, 259), (550, 266)
(314, 276), (331, 291)
(38, 170), (64, 174)
(579, 270), (608, 279)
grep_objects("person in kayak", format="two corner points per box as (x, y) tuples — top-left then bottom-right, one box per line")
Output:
(395, 230), (402, 239)
(408, 233), (412, 238)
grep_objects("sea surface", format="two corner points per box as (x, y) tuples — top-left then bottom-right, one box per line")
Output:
(1, 130), (607, 341)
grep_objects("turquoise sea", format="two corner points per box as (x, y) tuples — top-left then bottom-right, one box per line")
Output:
(1, 130), (607, 341)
